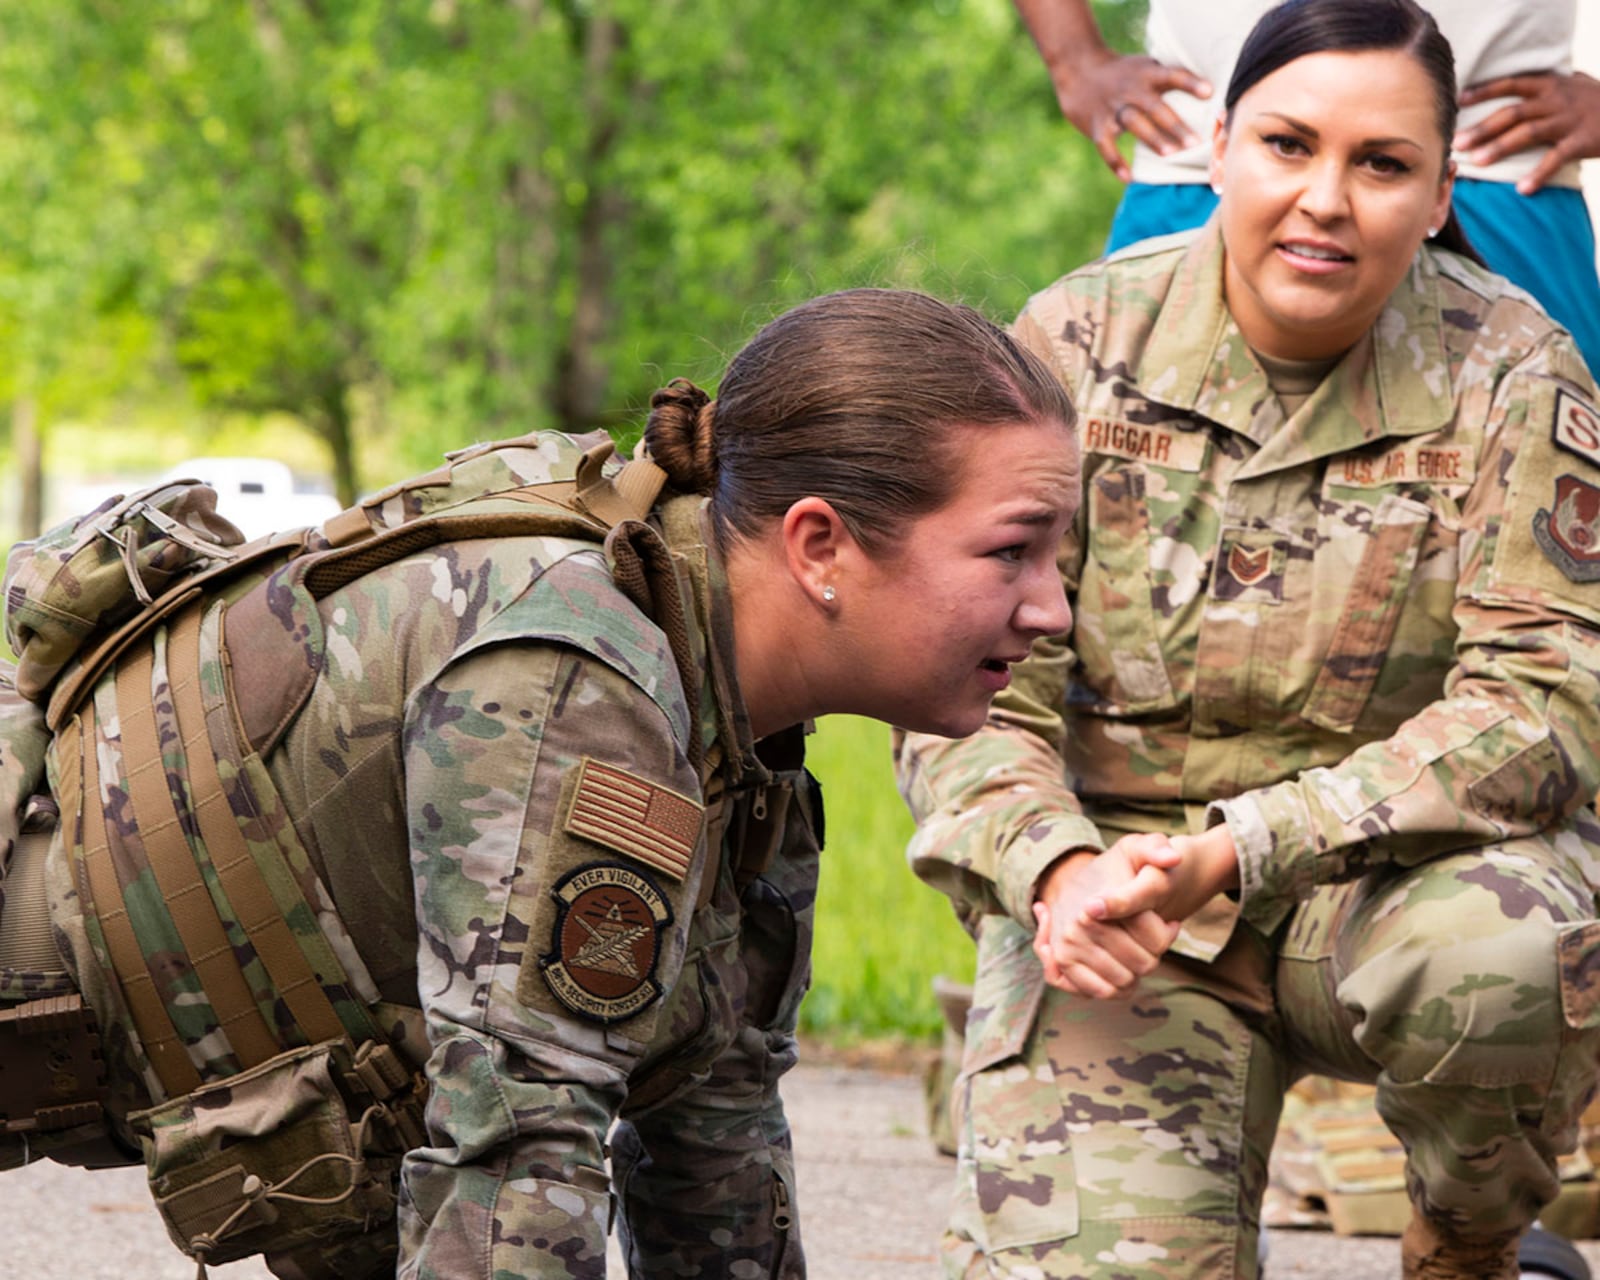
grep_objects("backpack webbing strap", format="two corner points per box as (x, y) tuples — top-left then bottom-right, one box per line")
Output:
(316, 440), (664, 555)
(112, 643), (283, 1071)
(575, 447), (667, 528)
(67, 707), (204, 1097)
(320, 504), (375, 549)
(165, 604), (367, 1054)
(606, 521), (702, 775)
(301, 509), (609, 603)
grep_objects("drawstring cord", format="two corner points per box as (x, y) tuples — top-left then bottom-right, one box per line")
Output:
(187, 1106), (384, 1278)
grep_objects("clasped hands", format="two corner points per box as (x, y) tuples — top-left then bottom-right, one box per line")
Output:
(1030, 826), (1240, 998)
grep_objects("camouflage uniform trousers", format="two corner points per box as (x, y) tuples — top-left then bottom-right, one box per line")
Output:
(945, 821), (1600, 1279)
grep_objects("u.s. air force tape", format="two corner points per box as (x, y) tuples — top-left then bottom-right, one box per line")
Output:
(563, 756), (703, 882)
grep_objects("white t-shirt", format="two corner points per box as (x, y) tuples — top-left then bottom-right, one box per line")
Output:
(1134, 0), (1580, 189)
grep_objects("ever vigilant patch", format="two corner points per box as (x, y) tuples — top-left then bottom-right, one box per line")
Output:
(542, 863), (673, 1024)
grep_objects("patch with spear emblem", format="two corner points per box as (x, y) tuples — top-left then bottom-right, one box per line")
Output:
(542, 863), (672, 1024)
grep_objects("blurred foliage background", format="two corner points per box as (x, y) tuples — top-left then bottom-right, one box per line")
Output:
(0, 0), (1145, 1040)
(0, 0), (1143, 519)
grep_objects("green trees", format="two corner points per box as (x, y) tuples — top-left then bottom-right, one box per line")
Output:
(0, 0), (1137, 520)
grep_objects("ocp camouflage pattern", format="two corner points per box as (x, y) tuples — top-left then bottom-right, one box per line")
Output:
(898, 222), (1600, 1277)
(19, 433), (820, 1277)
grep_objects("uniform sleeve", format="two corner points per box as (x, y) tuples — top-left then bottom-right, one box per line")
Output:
(612, 759), (817, 1277)
(1214, 333), (1600, 933)
(895, 302), (1106, 931)
(397, 637), (702, 1280)
(614, 1024), (802, 1276)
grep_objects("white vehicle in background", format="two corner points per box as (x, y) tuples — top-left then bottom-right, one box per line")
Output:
(160, 457), (342, 541)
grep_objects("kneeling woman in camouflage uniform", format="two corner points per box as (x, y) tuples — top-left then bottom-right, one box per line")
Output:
(899, 2), (1600, 1277)
(0, 288), (1080, 1278)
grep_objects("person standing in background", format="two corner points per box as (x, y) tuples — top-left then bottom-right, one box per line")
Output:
(1016, 0), (1600, 370)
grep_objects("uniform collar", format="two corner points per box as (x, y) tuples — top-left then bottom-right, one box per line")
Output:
(655, 495), (783, 790)
(1137, 217), (1455, 473)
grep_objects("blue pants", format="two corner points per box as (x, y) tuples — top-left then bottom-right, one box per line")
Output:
(1104, 179), (1600, 374)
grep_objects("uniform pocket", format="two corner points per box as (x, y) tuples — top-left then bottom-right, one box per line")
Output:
(622, 943), (728, 1113)
(952, 1045), (1079, 1253)
(738, 875), (810, 1031)
(736, 769), (819, 1034)
(962, 916), (1045, 1073)
(1558, 919), (1600, 1030)
(1301, 492), (1431, 732)
(949, 915), (1076, 1253)
(1075, 466), (1178, 713)
(132, 1040), (395, 1267)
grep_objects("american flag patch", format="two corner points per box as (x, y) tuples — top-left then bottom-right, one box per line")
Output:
(564, 758), (703, 882)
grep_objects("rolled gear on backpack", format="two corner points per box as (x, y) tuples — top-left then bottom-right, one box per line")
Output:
(3, 479), (248, 705)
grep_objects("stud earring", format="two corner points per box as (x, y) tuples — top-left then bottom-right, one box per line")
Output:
(1426, 225), (1439, 238)
(822, 585), (836, 603)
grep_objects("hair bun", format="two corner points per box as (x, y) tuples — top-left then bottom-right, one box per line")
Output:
(644, 378), (718, 493)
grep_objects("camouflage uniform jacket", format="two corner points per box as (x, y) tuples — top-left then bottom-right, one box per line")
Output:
(287, 490), (819, 1279)
(31, 437), (820, 1277)
(900, 219), (1600, 967)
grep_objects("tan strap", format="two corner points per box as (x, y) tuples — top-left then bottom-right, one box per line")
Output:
(611, 457), (669, 520)
(0, 831), (61, 972)
(301, 509), (610, 603)
(319, 460), (457, 552)
(574, 440), (667, 527)
(166, 606), (352, 1052)
(606, 521), (700, 772)
(113, 645), (282, 1072)
(72, 703), (203, 1097)
(320, 505), (374, 548)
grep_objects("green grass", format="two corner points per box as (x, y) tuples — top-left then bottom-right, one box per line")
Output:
(799, 715), (975, 1043)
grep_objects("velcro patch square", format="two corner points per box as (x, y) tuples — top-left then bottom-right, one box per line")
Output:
(564, 757), (703, 882)
(1553, 388), (1600, 470)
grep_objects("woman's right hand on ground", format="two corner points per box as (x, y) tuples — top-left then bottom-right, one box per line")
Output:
(1030, 835), (1184, 997)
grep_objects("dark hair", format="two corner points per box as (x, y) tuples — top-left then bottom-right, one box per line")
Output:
(1226, 0), (1482, 263)
(643, 288), (1075, 553)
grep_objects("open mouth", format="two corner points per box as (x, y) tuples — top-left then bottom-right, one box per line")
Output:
(1280, 240), (1353, 265)
(980, 658), (1010, 673)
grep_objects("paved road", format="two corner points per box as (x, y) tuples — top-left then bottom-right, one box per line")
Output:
(4, 1061), (1598, 1278)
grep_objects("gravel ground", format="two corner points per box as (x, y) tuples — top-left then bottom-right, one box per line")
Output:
(5, 1061), (1599, 1278)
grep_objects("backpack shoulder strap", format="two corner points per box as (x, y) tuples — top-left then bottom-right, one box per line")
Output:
(224, 445), (660, 760)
